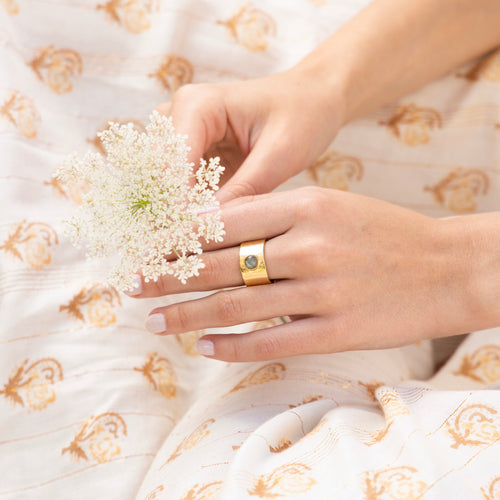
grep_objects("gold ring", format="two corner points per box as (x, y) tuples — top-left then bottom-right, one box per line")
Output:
(239, 239), (271, 286)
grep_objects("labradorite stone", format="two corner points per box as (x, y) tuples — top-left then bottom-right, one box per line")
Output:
(244, 255), (258, 270)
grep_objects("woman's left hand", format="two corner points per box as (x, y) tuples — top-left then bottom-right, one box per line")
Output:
(127, 186), (480, 362)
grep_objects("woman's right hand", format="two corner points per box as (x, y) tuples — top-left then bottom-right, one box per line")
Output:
(156, 69), (346, 203)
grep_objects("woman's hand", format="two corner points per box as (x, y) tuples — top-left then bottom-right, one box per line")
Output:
(156, 71), (345, 202)
(126, 186), (490, 362)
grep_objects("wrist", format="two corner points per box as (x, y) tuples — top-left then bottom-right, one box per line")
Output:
(440, 213), (500, 333)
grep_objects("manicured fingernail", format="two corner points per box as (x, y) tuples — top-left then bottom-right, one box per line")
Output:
(197, 204), (220, 215)
(146, 313), (166, 334)
(195, 339), (214, 356)
(124, 274), (142, 296)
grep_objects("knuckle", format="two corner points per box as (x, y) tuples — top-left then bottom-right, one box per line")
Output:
(254, 334), (282, 359)
(168, 304), (190, 332)
(214, 293), (242, 324)
(292, 186), (327, 220)
(198, 255), (218, 285)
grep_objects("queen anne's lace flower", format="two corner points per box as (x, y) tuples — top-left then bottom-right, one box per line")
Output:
(56, 111), (225, 291)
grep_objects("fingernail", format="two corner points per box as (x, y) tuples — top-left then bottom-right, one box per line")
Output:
(196, 204), (220, 215)
(124, 274), (142, 296)
(146, 313), (166, 334)
(195, 339), (214, 356)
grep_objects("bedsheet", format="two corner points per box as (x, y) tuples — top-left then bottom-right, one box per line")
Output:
(1, 1), (500, 499)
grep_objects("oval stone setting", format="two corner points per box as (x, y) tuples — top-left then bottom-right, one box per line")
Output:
(244, 255), (258, 270)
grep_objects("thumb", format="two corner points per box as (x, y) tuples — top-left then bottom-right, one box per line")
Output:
(167, 86), (228, 169)
(216, 124), (297, 203)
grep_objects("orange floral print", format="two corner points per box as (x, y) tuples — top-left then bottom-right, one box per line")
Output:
(97, 0), (159, 33)
(248, 463), (316, 497)
(454, 345), (500, 383)
(0, 358), (63, 411)
(380, 104), (442, 146)
(0, 91), (40, 138)
(62, 413), (127, 463)
(289, 394), (324, 409)
(459, 49), (500, 82)
(175, 330), (204, 356)
(481, 476), (500, 500)
(362, 466), (427, 500)
(358, 380), (385, 402)
(309, 151), (364, 191)
(424, 167), (490, 213)
(269, 438), (292, 453)
(143, 485), (164, 500)
(163, 418), (215, 465)
(218, 5), (277, 52)
(230, 362), (286, 393)
(44, 173), (89, 205)
(59, 283), (121, 326)
(149, 55), (193, 93)
(1, 0), (18, 14)
(134, 353), (177, 398)
(180, 481), (222, 500)
(447, 404), (500, 448)
(0, 220), (58, 269)
(29, 46), (82, 94)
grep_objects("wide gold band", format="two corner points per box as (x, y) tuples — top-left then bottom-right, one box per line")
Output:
(239, 239), (271, 286)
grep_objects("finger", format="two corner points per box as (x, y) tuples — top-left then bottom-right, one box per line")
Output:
(169, 85), (229, 168)
(195, 317), (332, 361)
(129, 233), (297, 298)
(203, 191), (295, 253)
(144, 281), (316, 335)
(216, 121), (299, 203)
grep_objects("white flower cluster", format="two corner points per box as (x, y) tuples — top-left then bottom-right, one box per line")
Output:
(56, 111), (225, 291)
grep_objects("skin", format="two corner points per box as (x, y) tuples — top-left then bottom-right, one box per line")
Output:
(127, 0), (500, 361)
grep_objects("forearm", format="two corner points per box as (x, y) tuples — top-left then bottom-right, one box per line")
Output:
(293, 0), (500, 123)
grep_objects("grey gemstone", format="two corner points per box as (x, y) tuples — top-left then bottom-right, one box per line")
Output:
(244, 255), (258, 270)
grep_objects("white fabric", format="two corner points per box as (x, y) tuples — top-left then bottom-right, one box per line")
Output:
(1, 1), (500, 499)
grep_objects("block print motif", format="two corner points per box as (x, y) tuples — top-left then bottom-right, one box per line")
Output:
(309, 150), (364, 191)
(62, 412), (127, 463)
(143, 485), (164, 500)
(97, 0), (159, 33)
(0, 91), (40, 138)
(269, 437), (292, 453)
(175, 330), (204, 356)
(424, 167), (490, 213)
(0, 220), (58, 269)
(59, 283), (121, 327)
(361, 466), (427, 500)
(45, 170), (89, 205)
(0, 358), (63, 411)
(247, 462), (316, 497)
(179, 481), (222, 500)
(380, 104), (442, 146)
(481, 476), (500, 500)
(1, 0), (18, 14)
(218, 5), (276, 52)
(149, 55), (193, 93)
(164, 418), (215, 465)
(230, 362), (286, 393)
(460, 49), (500, 82)
(447, 404), (500, 448)
(29, 46), (82, 94)
(134, 353), (177, 398)
(289, 394), (324, 408)
(454, 345), (500, 383)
